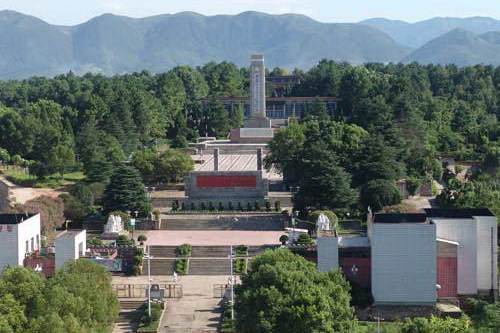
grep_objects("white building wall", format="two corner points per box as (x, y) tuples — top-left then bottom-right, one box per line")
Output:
(0, 223), (19, 270)
(433, 218), (477, 294)
(0, 214), (41, 272)
(372, 223), (436, 305)
(317, 236), (338, 272)
(16, 215), (41, 265)
(55, 230), (87, 269)
(474, 216), (498, 292)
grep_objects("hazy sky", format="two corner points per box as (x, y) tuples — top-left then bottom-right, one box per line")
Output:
(0, 0), (498, 25)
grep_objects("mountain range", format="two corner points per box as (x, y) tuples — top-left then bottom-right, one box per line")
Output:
(1, 10), (500, 79)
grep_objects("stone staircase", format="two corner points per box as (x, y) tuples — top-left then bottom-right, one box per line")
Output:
(188, 259), (232, 275)
(142, 258), (176, 275)
(191, 246), (232, 258)
(148, 246), (177, 258)
(248, 245), (279, 256)
(140, 245), (279, 275)
(113, 300), (144, 333)
(161, 214), (285, 231)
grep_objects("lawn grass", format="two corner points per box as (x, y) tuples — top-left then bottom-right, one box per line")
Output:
(0, 166), (85, 188)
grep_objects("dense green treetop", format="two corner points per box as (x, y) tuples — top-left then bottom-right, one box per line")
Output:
(235, 249), (356, 333)
(103, 163), (151, 216)
(0, 260), (119, 333)
(0, 61), (497, 215)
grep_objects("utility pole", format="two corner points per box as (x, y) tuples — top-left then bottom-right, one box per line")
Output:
(144, 253), (153, 317)
(229, 245), (234, 320)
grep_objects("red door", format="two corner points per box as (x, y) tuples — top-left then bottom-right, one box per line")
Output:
(437, 257), (457, 298)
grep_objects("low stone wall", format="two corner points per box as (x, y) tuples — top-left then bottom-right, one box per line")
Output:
(0, 178), (12, 211)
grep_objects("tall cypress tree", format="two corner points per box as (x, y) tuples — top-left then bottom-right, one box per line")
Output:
(103, 164), (151, 216)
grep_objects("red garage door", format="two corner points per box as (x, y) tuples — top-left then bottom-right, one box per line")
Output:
(437, 257), (457, 298)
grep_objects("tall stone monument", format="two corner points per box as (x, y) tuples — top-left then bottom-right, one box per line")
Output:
(245, 54), (271, 128)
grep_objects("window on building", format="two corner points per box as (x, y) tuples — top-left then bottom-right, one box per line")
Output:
(36, 235), (40, 250)
(31, 237), (34, 252)
(25, 240), (29, 253)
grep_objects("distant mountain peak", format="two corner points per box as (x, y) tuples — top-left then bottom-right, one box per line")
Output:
(1, 11), (500, 79)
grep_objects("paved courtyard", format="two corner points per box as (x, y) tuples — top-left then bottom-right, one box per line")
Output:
(160, 275), (237, 332)
(140, 230), (283, 246)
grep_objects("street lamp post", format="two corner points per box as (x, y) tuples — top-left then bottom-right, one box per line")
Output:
(228, 245), (234, 320)
(144, 253), (153, 317)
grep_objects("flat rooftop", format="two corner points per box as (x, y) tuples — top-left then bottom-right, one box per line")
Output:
(424, 208), (495, 218)
(0, 213), (37, 225)
(373, 213), (428, 224)
(193, 153), (282, 180)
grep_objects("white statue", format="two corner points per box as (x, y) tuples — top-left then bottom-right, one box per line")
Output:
(317, 213), (331, 232)
(104, 215), (124, 234)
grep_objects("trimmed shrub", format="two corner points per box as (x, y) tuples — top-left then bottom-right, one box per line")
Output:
(177, 244), (192, 256)
(235, 245), (248, 256)
(297, 233), (313, 246)
(175, 259), (188, 275)
(234, 258), (247, 274)
(133, 255), (143, 266)
(279, 234), (289, 245)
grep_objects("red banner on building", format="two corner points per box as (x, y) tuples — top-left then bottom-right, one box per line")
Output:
(197, 175), (257, 188)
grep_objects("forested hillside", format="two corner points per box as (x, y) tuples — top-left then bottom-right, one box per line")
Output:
(0, 60), (498, 214)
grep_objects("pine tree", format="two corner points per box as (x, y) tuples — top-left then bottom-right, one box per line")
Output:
(103, 164), (151, 216)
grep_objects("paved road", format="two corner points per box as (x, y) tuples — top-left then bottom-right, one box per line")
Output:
(160, 275), (236, 333)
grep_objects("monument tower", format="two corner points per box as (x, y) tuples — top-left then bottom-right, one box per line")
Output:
(245, 54), (271, 128)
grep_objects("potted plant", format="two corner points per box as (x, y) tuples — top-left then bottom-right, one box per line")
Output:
(138, 234), (147, 245)
(279, 234), (289, 245)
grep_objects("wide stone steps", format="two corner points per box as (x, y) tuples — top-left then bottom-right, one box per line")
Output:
(148, 246), (178, 258)
(248, 245), (279, 256)
(191, 246), (232, 258)
(140, 246), (280, 275)
(161, 215), (284, 231)
(188, 259), (232, 275)
(142, 259), (176, 276)
(119, 299), (145, 310)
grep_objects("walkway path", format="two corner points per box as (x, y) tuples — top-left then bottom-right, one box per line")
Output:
(160, 275), (235, 333)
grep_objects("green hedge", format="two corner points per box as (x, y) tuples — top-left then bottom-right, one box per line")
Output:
(234, 258), (247, 274)
(137, 303), (163, 333)
(235, 245), (248, 257)
(175, 259), (188, 275)
(220, 302), (236, 333)
(177, 244), (192, 256)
